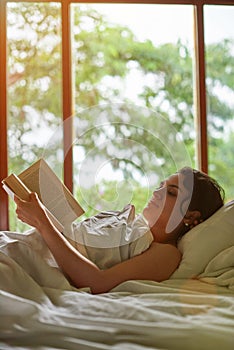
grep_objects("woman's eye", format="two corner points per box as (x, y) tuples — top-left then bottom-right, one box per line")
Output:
(167, 189), (177, 196)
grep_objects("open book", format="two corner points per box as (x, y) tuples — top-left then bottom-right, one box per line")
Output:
(1, 158), (85, 231)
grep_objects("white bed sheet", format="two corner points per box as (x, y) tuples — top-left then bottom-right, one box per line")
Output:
(0, 230), (234, 350)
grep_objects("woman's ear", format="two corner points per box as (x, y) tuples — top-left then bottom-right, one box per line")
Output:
(184, 210), (202, 228)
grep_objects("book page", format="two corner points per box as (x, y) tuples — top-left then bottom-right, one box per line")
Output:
(2, 173), (31, 201)
(2, 184), (16, 200)
(2, 172), (64, 232)
(18, 159), (84, 226)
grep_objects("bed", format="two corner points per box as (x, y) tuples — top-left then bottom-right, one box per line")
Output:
(0, 201), (234, 350)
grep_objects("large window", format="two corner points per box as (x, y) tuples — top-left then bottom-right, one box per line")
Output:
(7, 2), (63, 229)
(1, 1), (234, 230)
(70, 3), (195, 216)
(204, 4), (234, 201)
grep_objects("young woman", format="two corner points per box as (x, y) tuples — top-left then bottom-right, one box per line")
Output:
(14, 167), (224, 294)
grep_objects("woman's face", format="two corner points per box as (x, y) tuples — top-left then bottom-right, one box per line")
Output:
(143, 173), (190, 244)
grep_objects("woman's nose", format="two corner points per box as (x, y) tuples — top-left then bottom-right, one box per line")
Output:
(153, 187), (164, 199)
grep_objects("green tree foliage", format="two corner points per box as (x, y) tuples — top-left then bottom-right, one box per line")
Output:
(7, 2), (62, 172)
(208, 129), (234, 201)
(76, 179), (150, 218)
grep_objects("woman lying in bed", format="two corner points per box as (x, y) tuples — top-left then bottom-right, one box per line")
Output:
(14, 167), (224, 294)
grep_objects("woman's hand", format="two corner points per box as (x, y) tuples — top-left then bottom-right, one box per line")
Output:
(14, 192), (49, 229)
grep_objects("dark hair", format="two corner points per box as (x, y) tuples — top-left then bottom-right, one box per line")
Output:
(179, 167), (225, 222)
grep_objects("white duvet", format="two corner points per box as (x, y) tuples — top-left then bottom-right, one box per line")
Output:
(0, 223), (234, 350)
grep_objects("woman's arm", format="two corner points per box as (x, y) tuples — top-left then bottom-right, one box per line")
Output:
(14, 193), (181, 294)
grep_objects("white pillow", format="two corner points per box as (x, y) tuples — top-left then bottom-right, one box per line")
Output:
(170, 200), (234, 279)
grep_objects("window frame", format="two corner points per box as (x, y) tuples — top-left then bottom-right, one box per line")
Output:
(1, 0), (234, 230)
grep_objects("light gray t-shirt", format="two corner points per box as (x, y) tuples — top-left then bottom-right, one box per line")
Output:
(63, 204), (153, 269)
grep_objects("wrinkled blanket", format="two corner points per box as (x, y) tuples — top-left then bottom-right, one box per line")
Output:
(0, 229), (234, 350)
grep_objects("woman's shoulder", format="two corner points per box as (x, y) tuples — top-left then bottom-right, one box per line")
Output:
(146, 242), (182, 280)
(150, 241), (182, 258)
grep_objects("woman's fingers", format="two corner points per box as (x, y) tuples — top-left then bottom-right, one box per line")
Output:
(14, 195), (28, 221)
(14, 192), (41, 226)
